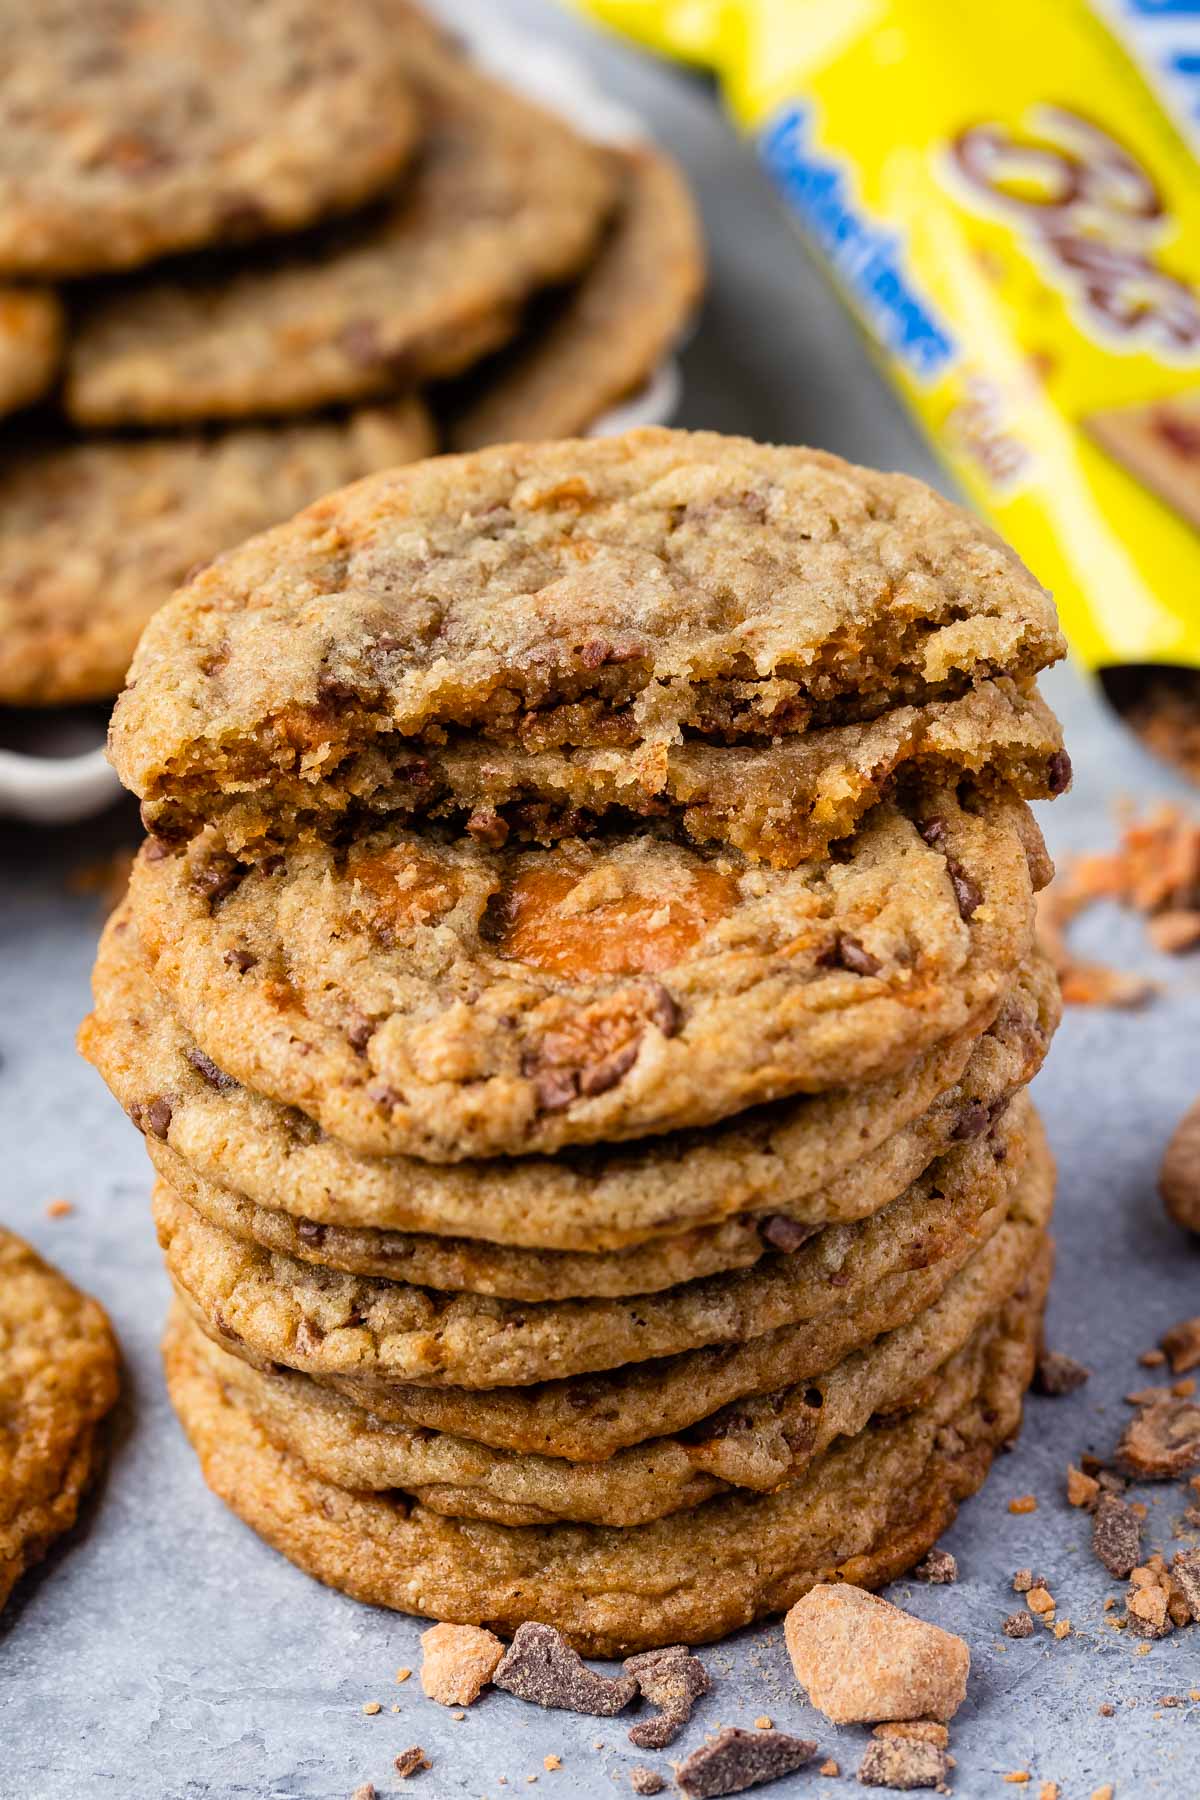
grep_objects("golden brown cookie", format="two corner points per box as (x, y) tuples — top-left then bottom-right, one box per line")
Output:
(0, 288), (62, 416)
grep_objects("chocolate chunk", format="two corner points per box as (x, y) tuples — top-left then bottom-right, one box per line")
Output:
(143, 836), (170, 862)
(533, 1069), (580, 1112)
(1002, 1611), (1033, 1639)
(315, 673), (359, 708)
(918, 819), (947, 845)
(346, 1015), (375, 1053)
(578, 1041), (640, 1098)
(1046, 748), (1073, 795)
(646, 981), (682, 1037)
(945, 857), (983, 921)
(393, 1746), (430, 1779)
(1161, 1097), (1200, 1234)
(1171, 1549), (1200, 1623)
(493, 1623), (637, 1717)
(1033, 1350), (1091, 1396)
(676, 1727), (816, 1797)
(296, 1220), (326, 1246)
(1115, 1392), (1200, 1479)
(223, 947), (257, 973)
(858, 1738), (953, 1790)
(184, 1047), (236, 1091)
(1091, 1493), (1142, 1577)
(951, 1102), (990, 1141)
(624, 1644), (710, 1749)
(631, 1771), (666, 1796)
(1161, 1316), (1200, 1375)
(913, 1548), (958, 1584)
(759, 1215), (819, 1254)
(192, 856), (242, 905)
(139, 1096), (173, 1140)
(466, 807), (509, 848)
(818, 933), (881, 977)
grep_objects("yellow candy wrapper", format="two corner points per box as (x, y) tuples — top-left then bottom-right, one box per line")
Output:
(578, 0), (1200, 765)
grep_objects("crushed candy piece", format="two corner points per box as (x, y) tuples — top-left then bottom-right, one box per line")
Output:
(784, 1584), (968, 1725)
(676, 1726), (816, 1797)
(494, 1623), (637, 1717)
(625, 1644), (710, 1749)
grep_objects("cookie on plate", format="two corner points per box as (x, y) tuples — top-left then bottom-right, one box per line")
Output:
(66, 29), (618, 424)
(447, 142), (704, 449)
(0, 1229), (120, 1609)
(0, 399), (435, 707)
(0, 0), (420, 278)
(163, 1236), (1051, 1653)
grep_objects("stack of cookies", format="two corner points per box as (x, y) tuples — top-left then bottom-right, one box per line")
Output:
(0, 1), (701, 709)
(82, 428), (1069, 1656)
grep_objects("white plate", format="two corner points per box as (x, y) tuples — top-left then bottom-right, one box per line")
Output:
(1, 25), (687, 827)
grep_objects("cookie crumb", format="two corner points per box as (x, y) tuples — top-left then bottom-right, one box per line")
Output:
(913, 1549), (958, 1584)
(394, 1747), (430, 1779)
(625, 1644), (710, 1749)
(1090, 1787), (1115, 1800)
(630, 1772), (665, 1797)
(543, 1755), (561, 1771)
(1171, 1549), (1200, 1621)
(819, 1761), (840, 1778)
(45, 1198), (74, 1219)
(350, 1786), (376, 1800)
(1053, 1620), (1071, 1641)
(873, 1722), (949, 1749)
(785, 1584), (968, 1724)
(1003, 1777), (1030, 1787)
(676, 1727), (816, 1797)
(858, 1738), (953, 1790)
(1038, 1785), (1059, 1800)
(1067, 1464), (1100, 1509)
(362, 1701), (381, 1716)
(1034, 1351), (1090, 1396)
(1139, 1350), (1167, 1369)
(754, 1716), (773, 1730)
(495, 1624), (636, 1717)
(1026, 1586), (1055, 1617)
(1008, 1494), (1038, 1514)
(1092, 1494), (1142, 1578)
(1003, 1613), (1033, 1639)
(1115, 1390), (1200, 1480)
(1163, 1318), (1200, 1375)
(1012, 1569), (1034, 1593)
(420, 1622), (505, 1707)
(396, 1667), (412, 1683)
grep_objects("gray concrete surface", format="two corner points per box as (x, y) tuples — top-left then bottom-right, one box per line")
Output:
(2, 3), (1199, 1794)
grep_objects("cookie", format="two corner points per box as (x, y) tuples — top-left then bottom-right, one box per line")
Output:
(153, 1102), (1026, 1390)
(0, 0), (420, 277)
(108, 429), (1066, 849)
(66, 29), (618, 423)
(447, 143), (704, 449)
(0, 399), (435, 707)
(83, 905), (1057, 1259)
(162, 1239), (1050, 1654)
(164, 1128), (1051, 1526)
(126, 780), (1047, 1160)
(0, 288), (62, 416)
(0, 1228), (120, 1609)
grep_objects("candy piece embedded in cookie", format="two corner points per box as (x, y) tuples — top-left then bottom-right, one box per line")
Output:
(162, 1240), (1051, 1655)
(0, 288), (62, 417)
(126, 780), (1046, 1160)
(110, 430), (1066, 852)
(66, 31), (618, 424)
(447, 143), (704, 449)
(0, 400), (436, 707)
(0, 1228), (120, 1609)
(0, 0), (421, 278)
(83, 902), (1058, 1263)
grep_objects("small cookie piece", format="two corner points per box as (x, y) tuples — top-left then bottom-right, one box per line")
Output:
(1033, 1351), (1090, 1397)
(419, 1622), (504, 1706)
(1091, 1494), (1142, 1579)
(1161, 1098), (1200, 1235)
(1161, 1318), (1200, 1376)
(676, 1727), (816, 1798)
(393, 1746), (430, 1779)
(1002, 1613), (1033, 1639)
(0, 1229), (120, 1608)
(784, 1586), (969, 1724)
(858, 1738), (952, 1790)
(624, 1645), (710, 1749)
(493, 1624), (637, 1716)
(0, 288), (62, 416)
(1114, 1391), (1200, 1480)
(0, 0), (421, 277)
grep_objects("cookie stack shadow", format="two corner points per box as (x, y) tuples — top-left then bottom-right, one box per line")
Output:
(82, 428), (1069, 1657)
(0, 1), (702, 709)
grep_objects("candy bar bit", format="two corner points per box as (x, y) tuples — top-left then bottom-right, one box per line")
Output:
(1092, 1494), (1142, 1579)
(393, 1747), (430, 1779)
(784, 1585), (968, 1725)
(1003, 1612), (1033, 1639)
(493, 1622), (637, 1716)
(858, 1738), (954, 1790)
(912, 1549), (958, 1584)
(1172, 1549), (1200, 1623)
(676, 1727), (817, 1798)
(630, 1771), (666, 1796)
(420, 1622), (505, 1706)
(1115, 1392), (1200, 1480)
(623, 1644), (711, 1749)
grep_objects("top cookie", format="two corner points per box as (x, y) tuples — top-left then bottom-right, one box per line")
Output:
(0, 1229), (120, 1609)
(0, 0), (421, 278)
(111, 429), (1065, 848)
(65, 26), (618, 423)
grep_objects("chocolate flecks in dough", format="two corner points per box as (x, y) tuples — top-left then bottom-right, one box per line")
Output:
(676, 1727), (816, 1797)
(952, 1103), (991, 1142)
(1002, 1612), (1033, 1639)
(192, 856), (243, 906)
(493, 1623), (637, 1716)
(858, 1738), (952, 1790)
(1047, 748), (1073, 795)
(136, 1096), (174, 1140)
(393, 1746), (430, 1779)
(818, 933), (882, 977)
(918, 819), (947, 846)
(913, 1549), (958, 1584)
(1033, 1350), (1091, 1396)
(630, 1771), (666, 1796)
(646, 981), (682, 1037)
(1172, 1549), (1200, 1622)
(1091, 1494), (1142, 1578)
(1115, 1392), (1200, 1479)
(224, 948), (257, 973)
(624, 1645), (711, 1749)
(758, 1215), (820, 1254)
(946, 858), (983, 922)
(184, 1047), (236, 1092)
